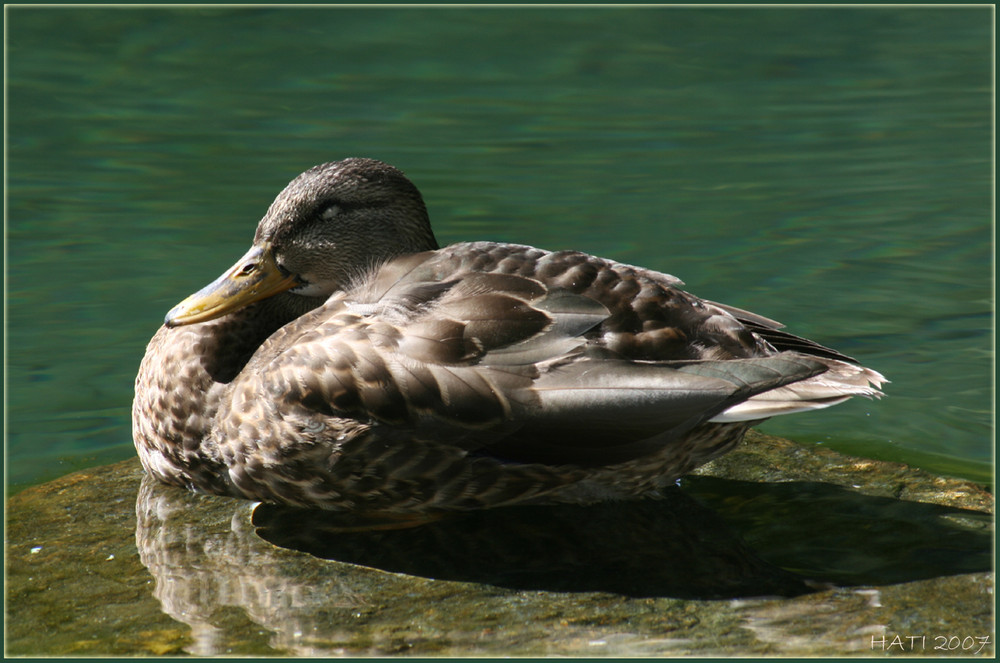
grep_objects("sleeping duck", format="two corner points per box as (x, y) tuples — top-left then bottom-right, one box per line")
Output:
(132, 158), (885, 512)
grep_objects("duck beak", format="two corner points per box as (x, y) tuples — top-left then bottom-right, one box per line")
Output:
(164, 243), (299, 327)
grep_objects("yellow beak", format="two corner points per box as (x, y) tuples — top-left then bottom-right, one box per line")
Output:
(164, 243), (299, 327)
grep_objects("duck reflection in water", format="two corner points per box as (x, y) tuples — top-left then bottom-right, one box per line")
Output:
(135, 466), (991, 656)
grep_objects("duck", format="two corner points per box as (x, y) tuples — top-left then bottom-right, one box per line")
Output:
(132, 158), (886, 513)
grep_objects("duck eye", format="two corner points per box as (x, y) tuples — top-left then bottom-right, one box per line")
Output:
(320, 204), (341, 221)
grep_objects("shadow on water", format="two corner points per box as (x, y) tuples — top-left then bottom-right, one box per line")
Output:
(251, 488), (813, 600)
(248, 476), (990, 598)
(680, 475), (992, 588)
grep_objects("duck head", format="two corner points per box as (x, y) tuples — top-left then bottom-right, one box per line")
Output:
(165, 158), (439, 327)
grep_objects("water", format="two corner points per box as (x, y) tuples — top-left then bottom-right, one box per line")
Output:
(6, 6), (993, 491)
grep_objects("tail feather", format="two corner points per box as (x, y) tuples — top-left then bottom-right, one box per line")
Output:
(709, 358), (887, 423)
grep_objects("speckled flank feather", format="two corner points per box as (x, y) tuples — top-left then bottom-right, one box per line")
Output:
(133, 158), (886, 512)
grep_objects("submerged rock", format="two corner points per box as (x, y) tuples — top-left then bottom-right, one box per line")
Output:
(5, 432), (993, 656)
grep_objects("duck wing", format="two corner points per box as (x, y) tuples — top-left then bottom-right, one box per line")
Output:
(235, 246), (866, 469)
(705, 299), (861, 364)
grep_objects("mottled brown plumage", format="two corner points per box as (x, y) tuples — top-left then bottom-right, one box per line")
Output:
(133, 158), (886, 512)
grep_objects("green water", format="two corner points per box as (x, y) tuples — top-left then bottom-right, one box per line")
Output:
(6, 6), (993, 490)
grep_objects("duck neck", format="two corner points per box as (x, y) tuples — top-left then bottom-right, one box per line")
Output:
(200, 292), (325, 382)
(132, 292), (324, 493)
